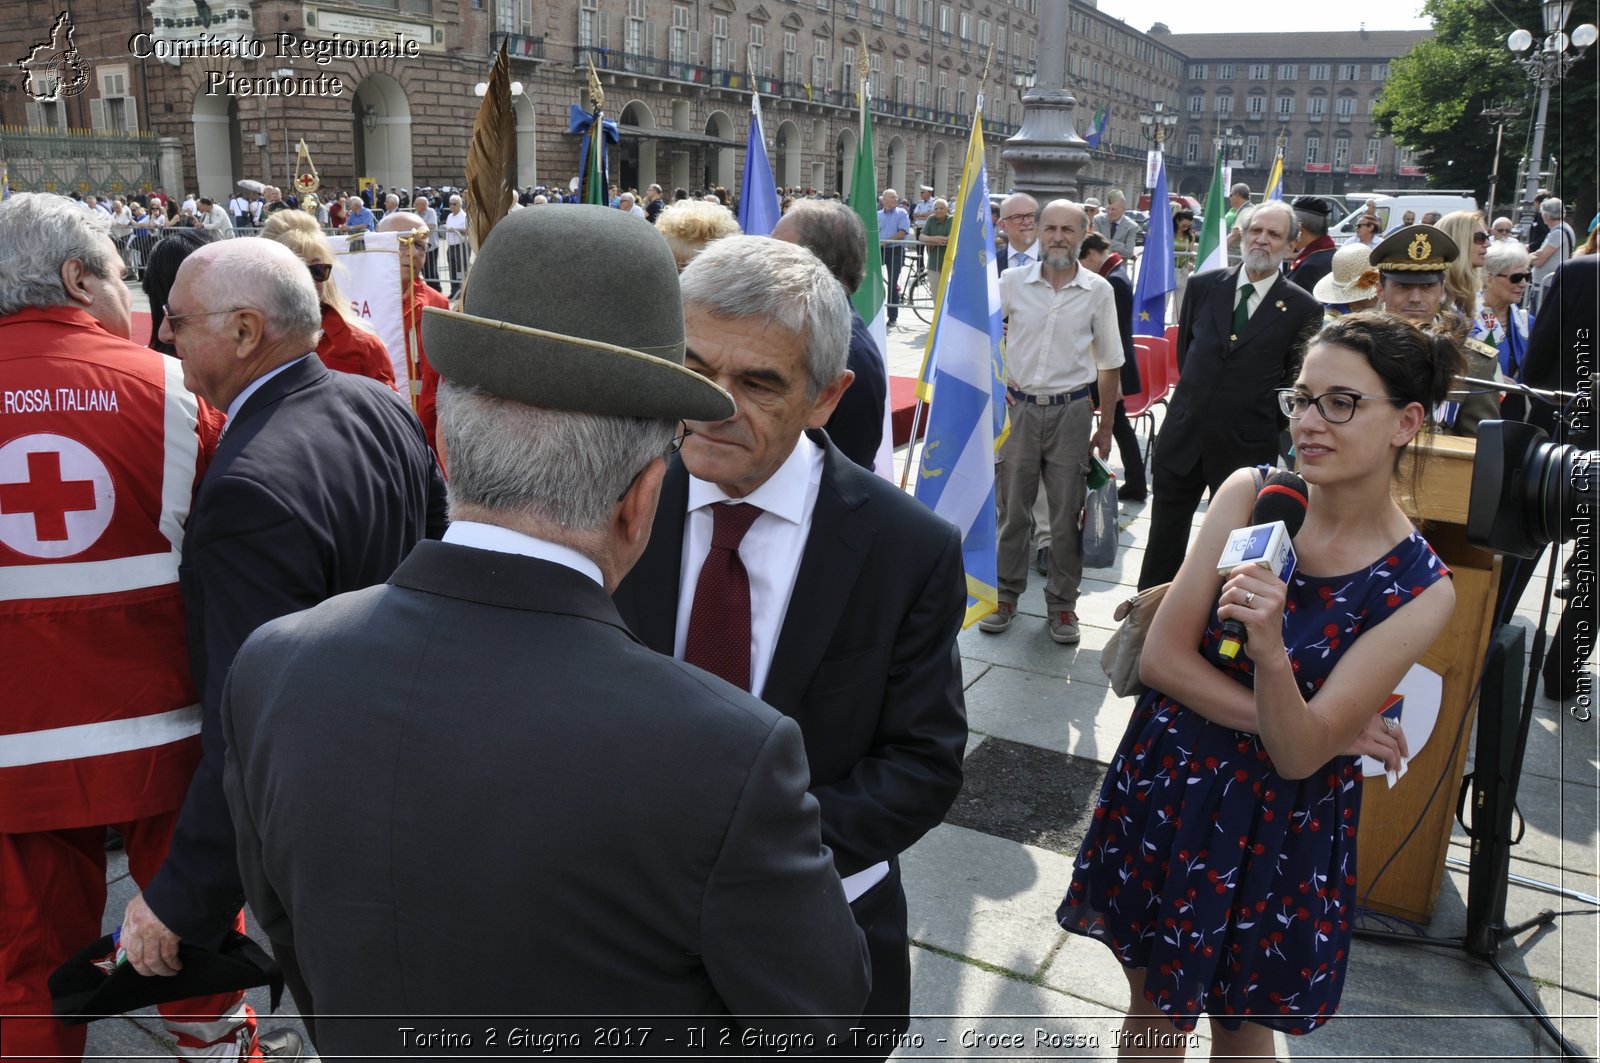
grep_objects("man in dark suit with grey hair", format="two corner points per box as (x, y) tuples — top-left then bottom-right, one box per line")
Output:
(221, 207), (868, 1056)
(614, 235), (968, 1061)
(1137, 199), (1322, 590)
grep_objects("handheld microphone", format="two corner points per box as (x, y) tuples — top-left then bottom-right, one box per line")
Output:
(1215, 471), (1309, 661)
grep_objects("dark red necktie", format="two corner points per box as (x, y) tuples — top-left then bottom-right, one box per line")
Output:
(684, 503), (764, 691)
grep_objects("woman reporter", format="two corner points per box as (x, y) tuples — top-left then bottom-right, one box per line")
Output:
(264, 224), (397, 390)
(1059, 312), (1459, 1059)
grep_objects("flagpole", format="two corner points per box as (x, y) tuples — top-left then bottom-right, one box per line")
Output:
(900, 43), (996, 490)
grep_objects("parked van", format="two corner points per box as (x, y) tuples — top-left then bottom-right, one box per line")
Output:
(1330, 193), (1478, 242)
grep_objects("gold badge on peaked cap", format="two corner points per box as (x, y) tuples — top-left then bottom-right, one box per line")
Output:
(1407, 233), (1433, 262)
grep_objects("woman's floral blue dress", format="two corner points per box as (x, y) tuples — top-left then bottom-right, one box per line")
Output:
(1058, 529), (1449, 1034)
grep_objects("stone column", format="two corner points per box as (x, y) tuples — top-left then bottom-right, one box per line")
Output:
(1001, 0), (1088, 205)
(157, 137), (185, 197)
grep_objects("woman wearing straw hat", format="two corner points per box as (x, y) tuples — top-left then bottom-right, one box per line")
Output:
(1311, 242), (1380, 318)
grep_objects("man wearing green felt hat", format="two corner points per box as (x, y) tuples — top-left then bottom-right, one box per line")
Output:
(220, 206), (869, 1054)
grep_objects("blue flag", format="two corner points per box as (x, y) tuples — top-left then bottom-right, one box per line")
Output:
(1133, 150), (1175, 336)
(913, 105), (1008, 628)
(737, 93), (781, 237)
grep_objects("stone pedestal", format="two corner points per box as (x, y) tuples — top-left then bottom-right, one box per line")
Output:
(1000, 0), (1089, 205)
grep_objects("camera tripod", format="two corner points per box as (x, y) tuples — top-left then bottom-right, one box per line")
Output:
(1356, 609), (1595, 1062)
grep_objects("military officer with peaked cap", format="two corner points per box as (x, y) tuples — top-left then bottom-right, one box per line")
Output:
(219, 205), (870, 1055)
(1371, 223), (1502, 435)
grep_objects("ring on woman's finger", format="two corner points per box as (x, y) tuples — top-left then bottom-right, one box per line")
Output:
(1381, 716), (1399, 732)
(1244, 590), (1256, 606)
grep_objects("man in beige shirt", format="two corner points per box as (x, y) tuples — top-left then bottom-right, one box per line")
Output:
(980, 200), (1121, 644)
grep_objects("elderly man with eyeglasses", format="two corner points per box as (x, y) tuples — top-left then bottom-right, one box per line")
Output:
(996, 192), (1040, 273)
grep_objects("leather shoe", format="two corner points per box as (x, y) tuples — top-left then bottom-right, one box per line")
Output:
(1117, 483), (1148, 502)
(258, 1029), (307, 1061)
(978, 602), (1016, 633)
(1035, 545), (1051, 575)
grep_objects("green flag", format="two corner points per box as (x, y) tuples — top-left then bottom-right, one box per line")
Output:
(1194, 152), (1228, 275)
(582, 114), (606, 206)
(846, 75), (893, 477)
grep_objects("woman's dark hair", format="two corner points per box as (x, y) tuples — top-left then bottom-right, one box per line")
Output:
(142, 228), (218, 355)
(1172, 209), (1194, 229)
(1301, 310), (1464, 496)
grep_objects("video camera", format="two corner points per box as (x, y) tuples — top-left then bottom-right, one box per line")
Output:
(1468, 419), (1596, 559)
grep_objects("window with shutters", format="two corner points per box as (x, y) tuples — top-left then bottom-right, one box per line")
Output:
(957, 76), (967, 114)
(1371, 63), (1389, 80)
(579, 0), (598, 48)
(937, 71), (949, 112)
(1185, 133), (1199, 162)
(712, 15), (729, 69)
(915, 69), (927, 107)
(1335, 95), (1355, 119)
(841, 44), (855, 87)
(978, 20), (989, 47)
(959, 11), (970, 38)
(496, 0), (533, 35)
(1215, 94), (1233, 115)
(894, 58), (905, 100)
(1188, 92), (1204, 115)
(1310, 64), (1329, 81)
(1188, 63), (1206, 79)
(1339, 63), (1359, 80)
(1217, 63), (1235, 80)
(1245, 135), (1260, 165)
(1307, 95), (1326, 118)
(1305, 136), (1320, 164)
(939, 4), (951, 31)
(625, 0), (646, 58)
(749, 24), (764, 74)
(869, 52), (881, 97)
(784, 32), (797, 80)
(1278, 63), (1297, 80)
(1249, 63), (1268, 80)
(1247, 93), (1266, 116)
(813, 40), (829, 89)
(1366, 137), (1383, 165)
(670, 6), (689, 62)
(1276, 93), (1295, 116)
(1333, 138), (1350, 169)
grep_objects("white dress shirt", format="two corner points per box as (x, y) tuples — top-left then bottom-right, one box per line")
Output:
(442, 520), (604, 586)
(1233, 265), (1279, 326)
(674, 433), (889, 903)
(674, 433), (822, 699)
(1004, 240), (1040, 271)
(999, 261), (1123, 393)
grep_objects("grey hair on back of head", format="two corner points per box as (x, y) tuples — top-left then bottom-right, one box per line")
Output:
(679, 235), (851, 398)
(439, 382), (675, 532)
(0, 193), (120, 316)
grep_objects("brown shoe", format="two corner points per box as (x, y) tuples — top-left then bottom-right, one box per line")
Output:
(978, 602), (1016, 633)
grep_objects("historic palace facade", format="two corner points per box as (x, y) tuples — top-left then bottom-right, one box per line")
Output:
(0, 0), (1425, 203)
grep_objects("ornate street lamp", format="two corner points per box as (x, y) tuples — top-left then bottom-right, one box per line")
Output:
(1138, 100), (1178, 146)
(1507, 0), (1596, 236)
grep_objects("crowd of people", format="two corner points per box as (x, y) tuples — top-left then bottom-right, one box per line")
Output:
(2, 160), (1592, 1063)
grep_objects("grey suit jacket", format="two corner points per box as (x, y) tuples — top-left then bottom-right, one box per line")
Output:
(222, 540), (868, 1054)
(1094, 211), (1142, 259)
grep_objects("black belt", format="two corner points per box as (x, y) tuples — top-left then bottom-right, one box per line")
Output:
(1008, 384), (1091, 406)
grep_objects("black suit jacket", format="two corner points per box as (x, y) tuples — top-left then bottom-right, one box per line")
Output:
(824, 306), (888, 470)
(146, 355), (447, 944)
(613, 432), (967, 879)
(1524, 256), (1598, 446)
(1156, 267), (1322, 478)
(222, 542), (867, 1050)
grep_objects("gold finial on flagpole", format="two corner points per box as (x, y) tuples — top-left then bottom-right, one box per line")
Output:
(586, 53), (605, 111)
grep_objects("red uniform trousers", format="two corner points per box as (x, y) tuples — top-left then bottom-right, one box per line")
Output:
(0, 811), (260, 1062)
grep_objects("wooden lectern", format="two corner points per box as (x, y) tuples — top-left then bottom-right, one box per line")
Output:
(1356, 434), (1500, 923)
